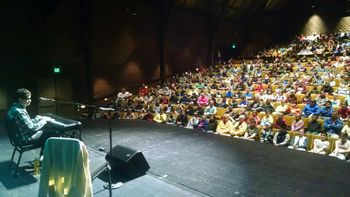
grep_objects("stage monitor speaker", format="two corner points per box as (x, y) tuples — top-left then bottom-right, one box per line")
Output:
(105, 145), (150, 179)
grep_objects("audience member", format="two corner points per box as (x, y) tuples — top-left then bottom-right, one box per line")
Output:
(329, 133), (350, 160)
(288, 131), (309, 151)
(204, 100), (217, 116)
(216, 114), (234, 136)
(320, 101), (333, 117)
(324, 114), (343, 138)
(290, 114), (304, 133)
(260, 125), (274, 144)
(306, 115), (322, 134)
(273, 125), (290, 147)
(303, 100), (321, 117)
(153, 110), (167, 123)
(242, 123), (258, 141)
(341, 119), (350, 137)
(231, 115), (248, 137)
(309, 132), (330, 155)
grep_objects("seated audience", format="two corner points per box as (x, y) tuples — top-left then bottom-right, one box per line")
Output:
(306, 115), (322, 134)
(237, 97), (249, 108)
(273, 125), (290, 147)
(320, 101), (333, 117)
(176, 110), (188, 127)
(288, 131), (309, 151)
(138, 84), (149, 96)
(112, 32), (350, 162)
(208, 115), (218, 133)
(248, 110), (261, 125)
(303, 100), (321, 117)
(179, 94), (190, 104)
(260, 100), (275, 113)
(286, 102), (301, 115)
(123, 109), (136, 119)
(231, 115), (248, 137)
(330, 95), (341, 108)
(117, 88), (133, 100)
(274, 101), (288, 115)
(243, 90), (253, 100)
(274, 113), (287, 129)
(169, 92), (179, 104)
(141, 110), (154, 121)
(316, 93), (328, 107)
(166, 114), (176, 125)
(329, 133), (350, 160)
(216, 114), (234, 136)
(242, 123), (258, 141)
(185, 102), (196, 116)
(338, 103), (350, 120)
(153, 110), (167, 123)
(186, 113), (200, 129)
(204, 100), (217, 116)
(324, 114), (343, 138)
(260, 125), (274, 144)
(197, 93), (209, 106)
(341, 119), (350, 137)
(197, 115), (210, 132)
(260, 111), (274, 128)
(247, 98), (262, 111)
(309, 132), (330, 155)
(290, 114), (304, 133)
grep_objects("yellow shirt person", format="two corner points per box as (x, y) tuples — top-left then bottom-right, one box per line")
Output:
(153, 111), (167, 123)
(216, 115), (234, 136)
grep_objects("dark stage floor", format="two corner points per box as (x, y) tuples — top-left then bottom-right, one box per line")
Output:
(0, 119), (350, 197)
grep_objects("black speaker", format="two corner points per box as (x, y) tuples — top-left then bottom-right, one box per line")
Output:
(105, 145), (150, 179)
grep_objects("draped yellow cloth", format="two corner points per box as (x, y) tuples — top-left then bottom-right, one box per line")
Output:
(38, 137), (93, 197)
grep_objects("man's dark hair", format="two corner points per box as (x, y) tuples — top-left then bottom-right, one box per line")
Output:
(16, 88), (31, 100)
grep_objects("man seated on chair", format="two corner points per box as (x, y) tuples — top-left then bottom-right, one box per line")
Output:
(6, 88), (56, 150)
(273, 124), (290, 147)
(216, 114), (234, 137)
(324, 113), (343, 138)
(329, 132), (350, 161)
(231, 115), (248, 137)
(288, 130), (309, 151)
(309, 131), (330, 155)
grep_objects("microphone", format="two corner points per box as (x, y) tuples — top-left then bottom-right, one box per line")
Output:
(39, 97), (56, 102)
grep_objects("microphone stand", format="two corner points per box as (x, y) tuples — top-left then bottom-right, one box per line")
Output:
(98, 107), (123, 190)
(99, 107), (123, 191)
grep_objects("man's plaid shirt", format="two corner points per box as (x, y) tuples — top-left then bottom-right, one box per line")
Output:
(7, 103), (46, 144)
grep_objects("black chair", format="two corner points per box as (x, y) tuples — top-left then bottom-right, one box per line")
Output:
(4, 117), (42, 176)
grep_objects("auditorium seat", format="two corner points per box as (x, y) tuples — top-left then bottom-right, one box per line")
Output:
(296, 94), (305, 103)
(215, 107), (227, 119)
(284, 115), (295, 127)
(297, 104), (306, 111)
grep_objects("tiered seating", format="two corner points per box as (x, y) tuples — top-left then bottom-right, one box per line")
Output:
(111, 32), (350, 159)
